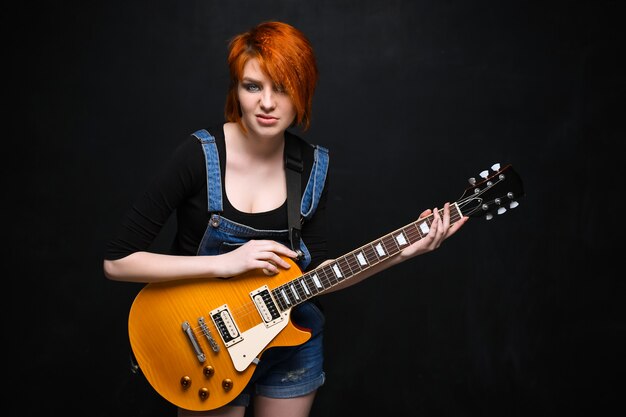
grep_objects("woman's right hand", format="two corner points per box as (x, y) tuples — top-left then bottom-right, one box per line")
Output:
(217, 240), (299, 278)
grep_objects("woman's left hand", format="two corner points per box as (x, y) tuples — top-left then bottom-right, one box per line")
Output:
(400, 202), (468, 259)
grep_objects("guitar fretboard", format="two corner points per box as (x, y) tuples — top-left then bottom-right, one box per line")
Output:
(271, 203), (463, 311)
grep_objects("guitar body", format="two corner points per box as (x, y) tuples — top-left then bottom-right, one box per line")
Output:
(128, 257), (311, 411)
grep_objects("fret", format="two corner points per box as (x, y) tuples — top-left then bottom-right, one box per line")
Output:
(374, 240), (388, 258)
(405, 222), (421, 243)
(363, 243), (380, 264)
(312, 267), (330, 290)
(308, 272), (324, 292)
(381, 234), (399, 256)
(417, 218), (430, 235)
(280, 286), (294, 306)
(345, 252), (363, 273)
(393, 229), (409, 248)
(337, 257), (354, 279)
(272, 288), (288, 310)
(298, 277), (312, 297)
(289, 282), (303, 302)
(322, 264), (339, 286)
(331, 263), (344, 280)
(355, 250), (369, 267)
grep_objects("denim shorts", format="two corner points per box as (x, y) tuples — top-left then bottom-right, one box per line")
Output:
(228, 301), (326, 406)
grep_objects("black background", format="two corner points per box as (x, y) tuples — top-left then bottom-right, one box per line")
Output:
(11, 1), (624, 416)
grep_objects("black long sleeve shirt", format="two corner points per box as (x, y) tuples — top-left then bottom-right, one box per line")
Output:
(105, 126), (329, 272)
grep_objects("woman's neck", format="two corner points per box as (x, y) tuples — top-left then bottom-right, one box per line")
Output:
(223, 122), (285, 160)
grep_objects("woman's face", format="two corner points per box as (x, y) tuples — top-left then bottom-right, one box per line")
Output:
(237, 58), (296, 138)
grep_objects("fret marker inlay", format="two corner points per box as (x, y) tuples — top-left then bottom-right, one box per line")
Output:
(290, 284), (300, 300)
(280, 288), (290, 305)
(332, 264), (342, 278)
(300, 279), (311, 295)
(419, 222), (430, 234)
(375, 243), (386, 256)
(311, 274), (322, 288)
(356, 252), (367, 266)
(395, 232), (407, 246)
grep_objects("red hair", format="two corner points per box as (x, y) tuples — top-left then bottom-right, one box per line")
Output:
(225, 21), (318, 131)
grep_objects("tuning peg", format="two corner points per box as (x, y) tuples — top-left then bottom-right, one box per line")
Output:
(479, 170), (489, 178)
(485, 213), (494, 220)
(497, 207), (507, 215)
(491, 163), (501, 171)
(468, 177), (476, 185)
(509, 201), (519, 209)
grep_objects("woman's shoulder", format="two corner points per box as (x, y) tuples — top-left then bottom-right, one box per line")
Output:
(187, 125), (225, 143)
(285, 130), (328, 160)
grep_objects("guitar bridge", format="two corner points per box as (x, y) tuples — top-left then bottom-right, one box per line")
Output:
(181, 321), (206, 363)
(198, 316), (220, 352)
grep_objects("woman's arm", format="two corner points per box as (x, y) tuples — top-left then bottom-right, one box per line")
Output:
(103, 239), (299, 283)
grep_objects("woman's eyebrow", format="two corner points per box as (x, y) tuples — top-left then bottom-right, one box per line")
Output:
(241, 77), (263, 83)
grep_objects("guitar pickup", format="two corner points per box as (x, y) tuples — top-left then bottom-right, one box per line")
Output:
(210, 305), (243, 347)
(250, 285), (283, 327)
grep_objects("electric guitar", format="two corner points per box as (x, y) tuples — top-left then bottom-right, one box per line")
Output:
(128, 162), (524, 411)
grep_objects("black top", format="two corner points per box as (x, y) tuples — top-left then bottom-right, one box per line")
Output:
(105, 125), (329, 271)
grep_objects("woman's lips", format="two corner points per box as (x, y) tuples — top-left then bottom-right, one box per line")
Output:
(256, 114), (278, 126)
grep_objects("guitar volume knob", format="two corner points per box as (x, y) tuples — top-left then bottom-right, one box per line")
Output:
(203, 365), (215, 377)
(198, 387), (209, 400)
(222, 379), (234, 391)
(180, 375), (192, 389)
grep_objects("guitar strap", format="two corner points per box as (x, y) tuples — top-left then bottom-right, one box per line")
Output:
(284, 133), (303, 259)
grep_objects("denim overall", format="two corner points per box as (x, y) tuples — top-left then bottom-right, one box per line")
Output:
(192, 128), (329, 402)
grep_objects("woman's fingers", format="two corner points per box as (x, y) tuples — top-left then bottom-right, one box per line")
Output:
(240, 240), (297, 274)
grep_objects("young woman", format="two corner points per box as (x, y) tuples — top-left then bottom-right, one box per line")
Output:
(103, 21), (467, 417)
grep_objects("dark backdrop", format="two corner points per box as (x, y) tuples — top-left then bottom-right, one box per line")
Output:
(11, 1), (624, 416)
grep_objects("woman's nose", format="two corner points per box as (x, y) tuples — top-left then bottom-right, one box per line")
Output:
(260, 89), (276, 110)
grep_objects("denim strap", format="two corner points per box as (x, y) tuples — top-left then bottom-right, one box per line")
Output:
(301, 145), (329, 220)
(192, 129), (223, 213)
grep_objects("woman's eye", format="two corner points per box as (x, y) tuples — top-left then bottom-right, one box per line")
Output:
(243, 83), (260, 92)
(274, 85), (286, 94)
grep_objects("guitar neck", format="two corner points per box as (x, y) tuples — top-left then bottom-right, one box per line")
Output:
(271, 203), (464, 311)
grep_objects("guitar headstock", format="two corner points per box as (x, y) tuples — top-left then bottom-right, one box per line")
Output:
(458, 163), (524, 220)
